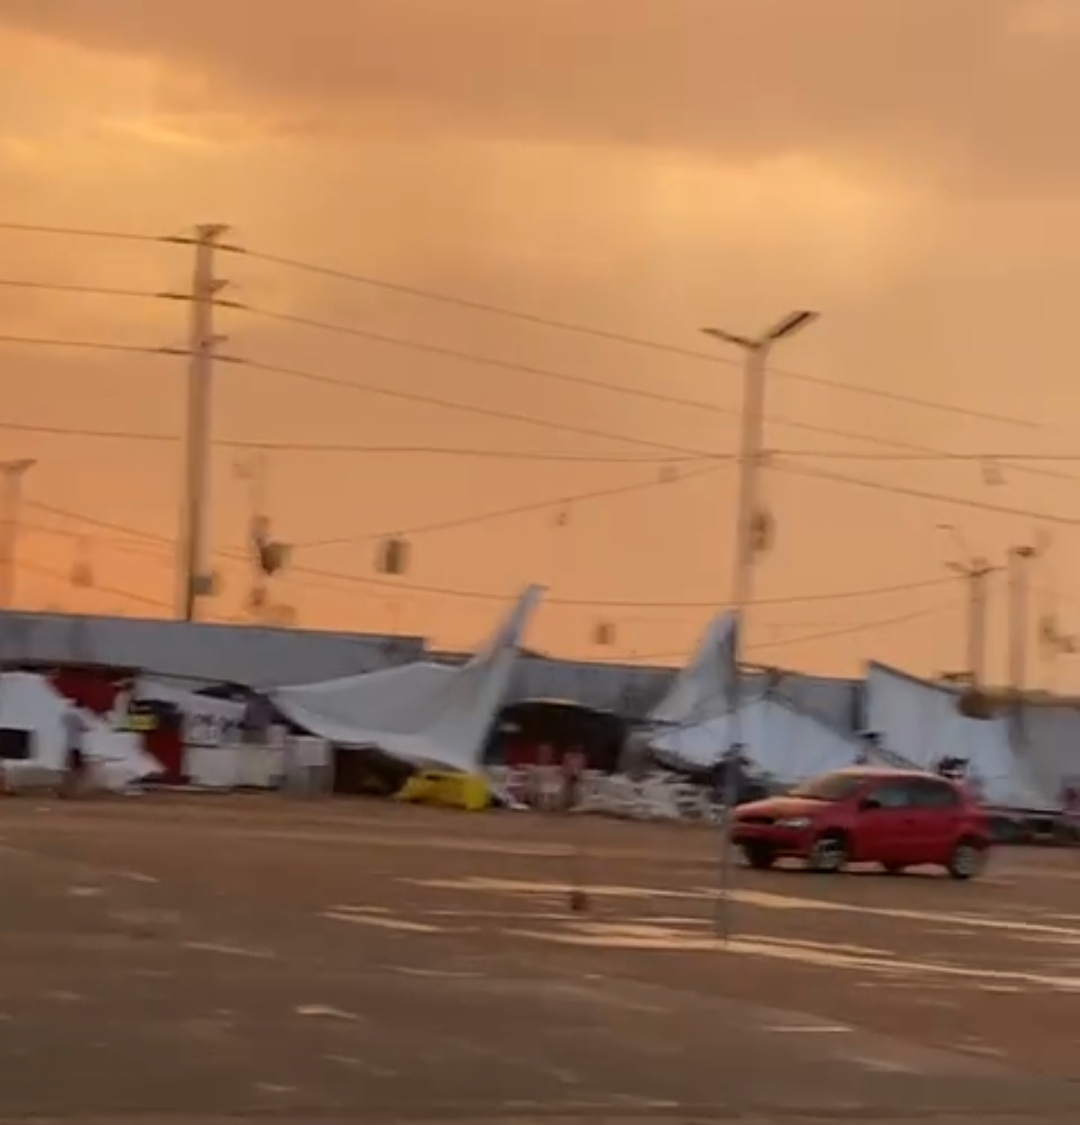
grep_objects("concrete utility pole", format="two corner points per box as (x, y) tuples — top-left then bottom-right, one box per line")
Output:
(701, 312), (820, 697)
(1008, 544), (1037, 710)
(699, 310), (820, 943)
(175, 224), (229, 622)
(236, 452), (268, 623)
(936, 523), (993, 690)
(0, 458), (36, 609)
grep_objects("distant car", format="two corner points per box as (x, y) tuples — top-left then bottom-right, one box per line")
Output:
(730, 767), (991, 879)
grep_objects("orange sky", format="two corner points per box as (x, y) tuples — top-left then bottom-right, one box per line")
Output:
(2, 0), (1080, 687)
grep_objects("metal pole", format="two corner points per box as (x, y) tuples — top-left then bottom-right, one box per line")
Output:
(1008, 546), (1035, 711)
(701, 311), (819, 945)
(0, 460), (36, 609)
(176, 224), (228, 622)
(968, 561), (989, 690)
(717, 342), (768, 941)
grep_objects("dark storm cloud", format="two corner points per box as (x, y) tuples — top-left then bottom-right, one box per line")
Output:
(4, 0), (1080, 189)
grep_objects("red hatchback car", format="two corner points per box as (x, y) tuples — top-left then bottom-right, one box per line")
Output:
(730, 767), (991, 879)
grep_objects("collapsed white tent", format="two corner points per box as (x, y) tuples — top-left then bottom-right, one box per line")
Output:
(645, 611), (868, 785)
(648, 610), (737, 726)
(133, 677), (246, 747)
(649, 695), (868, 787)
(271, 585), (542, 773)
(0, 672), (160, 790)
(865, 662), (1056, 812)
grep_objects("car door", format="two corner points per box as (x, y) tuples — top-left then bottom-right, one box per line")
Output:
(906, 777), (963, 864)
(851, 779), (919, 864)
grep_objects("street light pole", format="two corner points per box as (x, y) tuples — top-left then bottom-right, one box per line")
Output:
(0, 458), (36, 610)
(176, 223), (229, 623)
(936, 523), (993, 690)
(700, 310), (820, 943)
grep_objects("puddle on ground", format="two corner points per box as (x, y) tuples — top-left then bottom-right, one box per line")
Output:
(504, 918), (1080, 994)
(403, 875), (1080, 944)
(322, 910), (442, 933)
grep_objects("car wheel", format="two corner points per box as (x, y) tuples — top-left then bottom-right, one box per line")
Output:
(808, 832), (849, 873)
(742, 842), (776, 870)
(947, 838), (986, 881)
(883, 864), (906, 876)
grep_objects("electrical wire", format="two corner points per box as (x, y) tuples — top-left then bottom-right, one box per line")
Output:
(231, 246), (1039, 430)
(0, 226), (1055, 432)
(0, 278), (161, 301)
(27, 501), (175, 549)
(18, 557), (171, 611)
(2, 413), (1080, 485)
(0, 418), (706, 463)
(0, 332), (162, 356)
(295, 461), (719, 550)
(22, 496), (961, 612)
(0, 221), (168, 244)
(237, 302), (725, 416)
(0, 313), (1071, 484)
(627, 601), (958, 664)
(231, 301), (1072, 481)
(773, 458), (1080, 529)
(233, 355), (713, 459)
(751, 602), (958, 652)
(283, 565), (960, 611)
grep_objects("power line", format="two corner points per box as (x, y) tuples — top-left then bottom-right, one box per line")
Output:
(285, 565), (959, 611)
(4, 413), (1080, 481)
(26, 500), (175, 549)
(232, 302), (1068, 475)
(234, 355), (713, 459)
(0, 330), (715, 459)
(236, 302), (726, 416)
(0, 311), (1070, 485)
(0, 419), (703, 463)
(231, 245), (1039, 430)
(774, 458), (1080, 529)
(0, 227), (1053, 435)
(0, 221), (167, 245)
(751, 602), (958, 652)
(295, 462), (720, 550)
(629, 601), (958, 664)
(18, 557), (171, 610)
(22, 494), (959, 612)
(0, 332), (163, 357)
(0, 278), (161, 301)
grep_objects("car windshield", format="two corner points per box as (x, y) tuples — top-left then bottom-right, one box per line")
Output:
(789, 772), (867, 802)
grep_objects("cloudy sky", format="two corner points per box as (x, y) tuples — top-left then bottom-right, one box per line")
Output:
(3, 0), (1080, 684)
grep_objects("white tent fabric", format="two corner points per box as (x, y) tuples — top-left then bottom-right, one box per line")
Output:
(271, 585), (542, 772)
(865, 662), (1056, 812)
(649, 695), (868, 786)
(1017, 705), (1080, 809)
(0, 672), (160, 789)
(648, 611), (738, 726)
(133, 677), (246, 748)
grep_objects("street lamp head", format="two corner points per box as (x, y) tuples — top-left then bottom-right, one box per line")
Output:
(700, 326), (755, 350)
(764, 310), (820, 342)
(0, 458), (36, 476)
(702, 312), (820, 350)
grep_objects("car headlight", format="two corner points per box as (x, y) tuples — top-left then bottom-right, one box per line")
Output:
(775, 816), (811, 829)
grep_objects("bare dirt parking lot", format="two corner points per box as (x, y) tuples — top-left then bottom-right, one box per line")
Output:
(0, 795), (1078, 1124)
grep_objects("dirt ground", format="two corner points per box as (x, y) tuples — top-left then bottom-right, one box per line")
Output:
(0, 793), (1078, 1124)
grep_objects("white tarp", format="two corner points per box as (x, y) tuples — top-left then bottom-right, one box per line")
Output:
(1014, 704), (1080, 810)
(272, 585), (543, 772)
(0, 672), (160, 789)
(865, 662), (1056, 812)
(649, 695), (868, 786)
(133, 677), (246, 747)
(648, 611), (738, 726)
